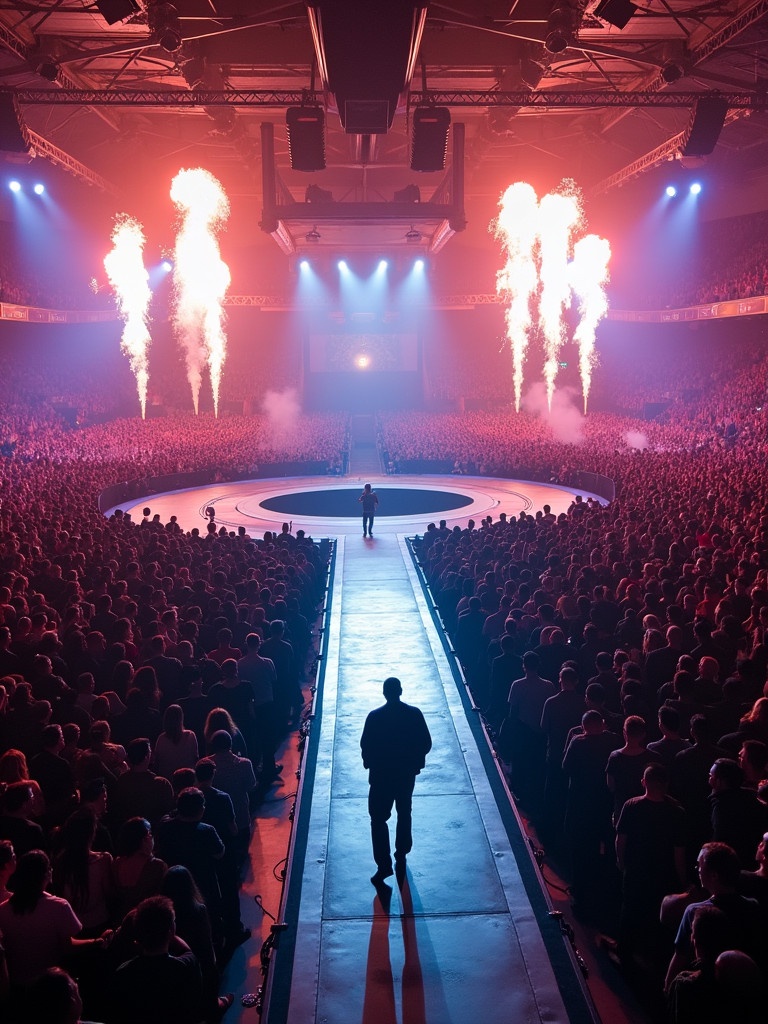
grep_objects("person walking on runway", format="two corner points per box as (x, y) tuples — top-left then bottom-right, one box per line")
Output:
(360, 677), (432, 886)
(358, 483), (379, 538)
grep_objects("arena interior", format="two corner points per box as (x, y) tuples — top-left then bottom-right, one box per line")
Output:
(1, 3), (768, 1024)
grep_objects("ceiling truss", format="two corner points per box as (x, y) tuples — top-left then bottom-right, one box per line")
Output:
(11, 88), (767, 110)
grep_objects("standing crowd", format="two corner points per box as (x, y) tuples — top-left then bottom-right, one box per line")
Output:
(0, 467), (326, 1022)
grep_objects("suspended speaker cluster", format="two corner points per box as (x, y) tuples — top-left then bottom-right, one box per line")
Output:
(286, 106), (326, 172)
(0, 93), (30, 153)
(681, 96), (729, 157)
(410, 106), (451, 172)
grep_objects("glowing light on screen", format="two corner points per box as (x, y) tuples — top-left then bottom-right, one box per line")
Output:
(493, 179), (611, 413)
(170, 167), (231, 417)
(103, 215), (152, 419)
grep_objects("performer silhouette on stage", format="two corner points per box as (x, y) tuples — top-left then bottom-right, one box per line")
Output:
(359, 483), (379, 538)
(360, 677), (432, 886)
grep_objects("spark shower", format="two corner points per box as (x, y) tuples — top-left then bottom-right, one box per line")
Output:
(493, 180), (611, 414)
(105, 168), (231, 418)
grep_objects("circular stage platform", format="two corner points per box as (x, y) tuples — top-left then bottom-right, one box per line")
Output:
(259, 486), (474, 518)
(108, 475), (606, 538)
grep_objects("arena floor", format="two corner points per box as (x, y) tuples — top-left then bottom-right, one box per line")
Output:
(109, 473), (605, 537)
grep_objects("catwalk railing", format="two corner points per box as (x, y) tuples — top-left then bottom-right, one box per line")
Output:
(258, 539), (336, 1022)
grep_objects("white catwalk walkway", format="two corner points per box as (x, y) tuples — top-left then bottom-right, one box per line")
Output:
(277, 531), (581, 1024)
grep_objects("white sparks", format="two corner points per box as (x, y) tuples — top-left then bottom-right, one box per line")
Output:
(570, 233), (611, 414)
(170, 168), (231, 416)
(494, 182), (539, 412)
(538, 190), (582, 411)
(103, 215), (152, 419)
(492, 180), (611, 413)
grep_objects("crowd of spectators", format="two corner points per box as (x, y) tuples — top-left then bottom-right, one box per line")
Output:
(3, 252), (768, 1019)
(621, 209), (768, 311)
(0, 226), (110, 313)
(404, 330), (768, 1019)
(0, 334), (332, 1020)
(0, 497), (326, 1021)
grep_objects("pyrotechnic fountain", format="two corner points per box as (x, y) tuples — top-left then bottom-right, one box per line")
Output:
(170, 168), (231, 416)
(103, 216), (152, 419)
(494, 181), (611, 413)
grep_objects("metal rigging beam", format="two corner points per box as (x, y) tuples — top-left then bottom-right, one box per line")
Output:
(10, 88), (768, 109)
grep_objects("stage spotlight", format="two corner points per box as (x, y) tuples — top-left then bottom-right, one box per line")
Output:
(690, 181), (702, 195)
(378, 260), (388, 271)
(355, 355), (370, 369)
(665, 185), (677, 197)
(33, 183), (45, 195)
(8, 180), (21, 192)
(36, 61), (60, 83)
(414, 258), (425, 271)
(545, 1), (576, 53)
(161, 259), (173, 272)
(149, 2), (182, 53)
(338, 259), (348, 272)
(299, 259), (309, 270)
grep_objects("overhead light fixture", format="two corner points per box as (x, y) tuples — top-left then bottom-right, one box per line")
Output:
(149, 2), (182, 53)
(405, 226), (422, 244)
(305, 184), (334, 203)
(33, 183), (45, 195)
(305, 226), (321, 243)
(545, 1), (576, 54)
(394, 184), (421, 203)
(661, 60), (686, 84)
(35, 61), (60, 83)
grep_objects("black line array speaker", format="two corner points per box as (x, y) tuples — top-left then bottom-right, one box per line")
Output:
(594, 0), (637, 30)
(286, 106), (326, 171)
(410, 106), (451, 172)
(681, 96), (729, 157)
(0, 92), (29, 153)
(95, 0), (139, 26)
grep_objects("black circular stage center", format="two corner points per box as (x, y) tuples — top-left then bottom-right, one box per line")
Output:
(259, 487), (475, 518)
